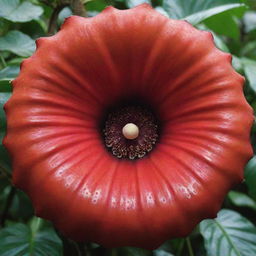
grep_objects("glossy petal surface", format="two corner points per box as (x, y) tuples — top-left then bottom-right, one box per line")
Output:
(4, 4), (253, 249)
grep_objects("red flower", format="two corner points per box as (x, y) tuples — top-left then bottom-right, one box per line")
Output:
(4, 4), (253, 249)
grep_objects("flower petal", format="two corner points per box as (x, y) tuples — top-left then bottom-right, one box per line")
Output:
(4, 4), (253, 249)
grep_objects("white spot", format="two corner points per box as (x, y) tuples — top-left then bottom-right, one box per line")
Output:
(55, 165), (68, 178)
(91, 189), (101, 204)
(125, 197), (136, 210)
(64, 175), (75, 188)
(146, 192), (155, 205)
(111, 197), (117, 207)
(80, 184), (91, 198)
(159, 196), (167, 204)
(177, 180), (198, 199)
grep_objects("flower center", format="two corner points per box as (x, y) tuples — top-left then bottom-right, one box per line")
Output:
(103, 106), (158, 160)
(122, 123), (139, 140)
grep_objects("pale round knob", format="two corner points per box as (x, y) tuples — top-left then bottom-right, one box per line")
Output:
(122, 123), (139, 140)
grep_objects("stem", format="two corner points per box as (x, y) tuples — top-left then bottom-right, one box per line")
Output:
(48, 4), (68, 35)
(70, 0), (86, 16)
(47, 0), (86, 35)
(186, 237), (194, 256)
(0, 186), (16, 227)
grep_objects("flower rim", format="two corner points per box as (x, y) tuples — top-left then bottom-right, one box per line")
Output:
(4, 4), (253, 249)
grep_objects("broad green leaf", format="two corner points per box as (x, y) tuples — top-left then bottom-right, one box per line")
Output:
(162, 0), (246, 25)
(185, 4), (246, 25)
(241, 0), (256, 9)
(200, 209), (256, 256)
(0, 0), (43, 22)
(57, 7), (72, 26)
(0, 81), (12, 93)
(0, 66), (20, 81)
(232, 55), (243, 73)
(204, 13), (240, 40)
(155, 7), (169, 17)
(0, 30), (35, 57)
(213, 33), (230, 52)
(241, 41), (256, 57)
(19, 20), (47, 38)
(0, 92), (12, 173)
(241, 58), (256, 93)
(0, 218), (63, 256)
(228, 191), (256, 210)
(85, 0), (109, 12)
(163, 0), (241, 18)
(243, 11), (256, 32)
(127, 0), (150, 8)
(245, 156), (256, 200)
(153, 250), (175, 256)
(203, 4), (245, 40)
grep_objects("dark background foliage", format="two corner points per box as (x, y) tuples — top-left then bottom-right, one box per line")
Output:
(0, 0), (256, 255)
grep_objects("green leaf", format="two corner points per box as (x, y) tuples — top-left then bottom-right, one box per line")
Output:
(213, 33), (230, 52)
(0, 218), (63, 256)
(232, 55), (243, 73)
(243, 11), (256, 33)
(7, 57), (24, 66)
(19, 20), (47, 38)
(245, 156), (256, 200)
(9, 190), (34, 220)
(0, 0), (43, 22)
(241, 58), (256, 93)
(85, 0), (109, 12)
(0, 183), (11, 214)
(228, 191), (256, 210)
(118, 247), (152, 256)
(203, 4), (246, 40)
(163, 0), (246, 25)
(0, 91), (12, 174)
(155, 7), (169, 17)
(241, 41), (256, 57)
(185, 4), (246, 25)
(200, 209), (256, 256)
(153, 250), (175, 256)
(204, 13), (240, 40)
(127, 0), (150, 8)
(57, 7), (72, 27)
(0, 66), (20, 81)
(0, 19), (10, 36)
(0, 30), (35, 57)
(0, 65), (18, 92)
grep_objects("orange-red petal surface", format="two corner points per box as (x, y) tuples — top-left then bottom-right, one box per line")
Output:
(4, 4), (253, 249)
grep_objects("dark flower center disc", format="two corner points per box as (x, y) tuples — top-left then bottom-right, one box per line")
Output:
(103, 106), (159, 160)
